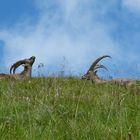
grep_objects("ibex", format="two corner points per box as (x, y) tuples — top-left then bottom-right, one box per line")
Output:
(82, 55), (111, 83)
(82, 55), (136, 86)
(0, 56), (36, 80)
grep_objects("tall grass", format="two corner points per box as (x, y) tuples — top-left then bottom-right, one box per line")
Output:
(0, 77), (140, 140)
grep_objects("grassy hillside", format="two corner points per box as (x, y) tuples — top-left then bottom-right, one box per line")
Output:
(0, 77), (140, 140)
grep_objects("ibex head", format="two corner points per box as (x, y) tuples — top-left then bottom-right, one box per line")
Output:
(10, 56), (36, 79)
(82, 55), (111, 81)
(10, 56), (35, 74)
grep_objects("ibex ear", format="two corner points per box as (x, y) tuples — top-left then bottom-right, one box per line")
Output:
(22, 64), (29, 68)
(94, 70), (97, 74)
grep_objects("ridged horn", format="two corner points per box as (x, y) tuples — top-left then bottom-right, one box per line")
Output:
(10, 56), (36, 74)
(94, 64), (108, 72)
(87, 55), (111, 72)
(10, 59), (27, 74)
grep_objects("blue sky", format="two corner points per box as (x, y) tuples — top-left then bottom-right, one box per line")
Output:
(0, 0), (140, 78)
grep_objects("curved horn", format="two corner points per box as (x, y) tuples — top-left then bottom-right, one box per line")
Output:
(10, 56), (36, 74)
(10, 59), (27, 74)
(87, 55), (111, 72)
(94, 64), (108, 72)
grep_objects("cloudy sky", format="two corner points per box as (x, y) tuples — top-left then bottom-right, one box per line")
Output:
(0, 0), (140, 78)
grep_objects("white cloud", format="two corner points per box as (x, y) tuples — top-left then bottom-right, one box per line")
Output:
(123, 0), (140, 12)
(0, 0), (122, 76)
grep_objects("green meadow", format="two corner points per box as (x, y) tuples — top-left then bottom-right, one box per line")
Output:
(0, 77), (140, 140)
